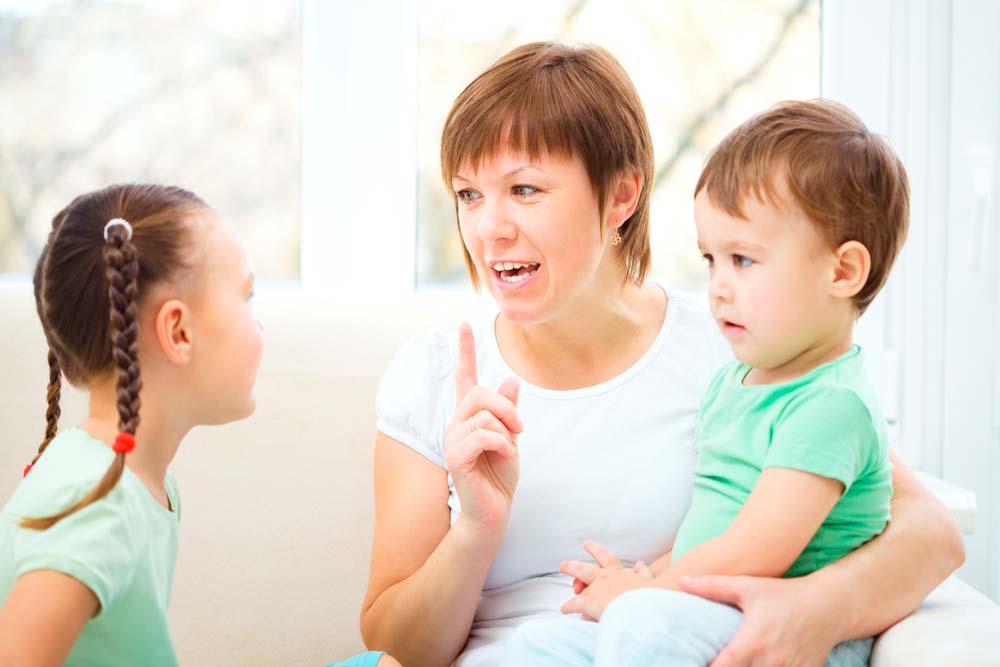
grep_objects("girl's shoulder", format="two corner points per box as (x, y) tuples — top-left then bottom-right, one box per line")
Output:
(4, 428), (118, 519)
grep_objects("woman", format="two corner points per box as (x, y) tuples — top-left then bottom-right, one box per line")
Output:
(360, 42), (963, 667)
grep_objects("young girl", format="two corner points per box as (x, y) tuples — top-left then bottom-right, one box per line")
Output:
(0, 184), (396, 667)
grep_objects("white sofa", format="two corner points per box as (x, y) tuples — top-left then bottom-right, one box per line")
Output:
(1, 283), (998, 667)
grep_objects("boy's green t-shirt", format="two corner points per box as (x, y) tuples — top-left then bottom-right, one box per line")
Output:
(672, 346), (892, 577)
(0, 428), (180, 666)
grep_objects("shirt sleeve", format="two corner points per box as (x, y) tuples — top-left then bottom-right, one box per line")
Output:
(763, 387), (878, 492)
(375, 329), (456, 469)
(11, 482), (141, 615)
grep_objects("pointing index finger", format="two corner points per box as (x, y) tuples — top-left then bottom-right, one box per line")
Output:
(455, 322), (478, 404)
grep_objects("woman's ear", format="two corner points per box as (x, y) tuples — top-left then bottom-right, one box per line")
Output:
(829, 240), (871, 300)
(153, 299), (193, 365)
(608, 170), (643, 231)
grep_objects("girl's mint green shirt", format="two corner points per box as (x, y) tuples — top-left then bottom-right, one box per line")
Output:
(0, 428), (180, 666)
(672, 346), (893, 577)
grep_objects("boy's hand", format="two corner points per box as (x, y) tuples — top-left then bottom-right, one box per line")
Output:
(559, 540), (654, 621)
(560, 561), (653, 621)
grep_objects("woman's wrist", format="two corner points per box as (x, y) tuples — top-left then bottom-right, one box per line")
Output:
(451, 513), (507, 559)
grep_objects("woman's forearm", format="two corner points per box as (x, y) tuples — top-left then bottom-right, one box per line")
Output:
(361, 517), (502, 667)
(807, 457), (965, 641)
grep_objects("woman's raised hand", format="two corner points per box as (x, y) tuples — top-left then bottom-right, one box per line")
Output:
(444, 323), (522, 539)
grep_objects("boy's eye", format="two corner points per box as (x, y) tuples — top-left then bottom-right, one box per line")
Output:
(247, 290), (255, 302)
(512, 185), (538, 197)
(455, 189), (481, 204)
(701, 253), (714, 267)
(733, 255), (753, 268)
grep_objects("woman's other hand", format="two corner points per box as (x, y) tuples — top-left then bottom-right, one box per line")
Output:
(679, 574), (838, 667)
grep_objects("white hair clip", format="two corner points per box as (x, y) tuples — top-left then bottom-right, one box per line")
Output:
(103, 218), (134, 242)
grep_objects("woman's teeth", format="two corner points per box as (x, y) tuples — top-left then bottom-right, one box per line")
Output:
(491, 262), (540, 283)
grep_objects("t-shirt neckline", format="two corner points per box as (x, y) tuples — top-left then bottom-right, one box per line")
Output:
(66, 427), (178, 518)
(485, 284), (679, 400)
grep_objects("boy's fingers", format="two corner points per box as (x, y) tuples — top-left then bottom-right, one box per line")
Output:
(560, 595), (585, 616)
(560, 560), (599, 585)
(583, 540), (621, 569)
(633, 561), (654, 579)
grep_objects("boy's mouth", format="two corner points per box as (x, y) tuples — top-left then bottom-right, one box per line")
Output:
(491, 261), (540, 284)
(722, 320), (746, 335)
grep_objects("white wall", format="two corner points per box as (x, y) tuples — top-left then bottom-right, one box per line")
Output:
(823, 0), (1000, 601)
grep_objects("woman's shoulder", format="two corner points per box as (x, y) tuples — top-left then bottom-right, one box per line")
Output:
(381, 327), (459, 389)
(377, 322), (482, 467)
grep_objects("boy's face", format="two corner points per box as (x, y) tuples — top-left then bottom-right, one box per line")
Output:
(694, 183), (846, 378)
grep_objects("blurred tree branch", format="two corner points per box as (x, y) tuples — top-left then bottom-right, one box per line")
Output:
(652, 0), (814, 191)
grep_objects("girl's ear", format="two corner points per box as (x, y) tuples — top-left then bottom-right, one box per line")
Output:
(829, 240), (871, 300)
(153, 299), (193, 365)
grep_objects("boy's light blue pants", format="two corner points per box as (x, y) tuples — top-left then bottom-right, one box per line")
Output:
(502, 589), (872, 667)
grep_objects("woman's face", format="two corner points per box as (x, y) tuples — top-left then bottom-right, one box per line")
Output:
(453, 148), (619, 324)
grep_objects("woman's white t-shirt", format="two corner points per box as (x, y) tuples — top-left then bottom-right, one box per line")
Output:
(375, 289), (731, 666)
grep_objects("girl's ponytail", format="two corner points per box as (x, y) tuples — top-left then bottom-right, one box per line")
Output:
(22, 184), (201, 530)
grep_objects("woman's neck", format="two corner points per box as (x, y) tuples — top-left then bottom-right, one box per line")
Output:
(496, 279), (666, 390)
(80, 377), (186, 509)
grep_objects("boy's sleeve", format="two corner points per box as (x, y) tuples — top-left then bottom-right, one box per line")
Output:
(763, 387), (878, 492)
(11, 485), (141, 615)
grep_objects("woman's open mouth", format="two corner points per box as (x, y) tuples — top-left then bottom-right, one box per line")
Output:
(491, 261), (540, 285)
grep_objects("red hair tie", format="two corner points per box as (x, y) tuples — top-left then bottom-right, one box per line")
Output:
(113, 432), (136, 454)
(23, 463), (33, 478)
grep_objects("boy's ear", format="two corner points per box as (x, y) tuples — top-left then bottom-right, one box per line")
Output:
(608, 170), (643, 230)
(153, 299), (193, 365)
(830, 240), (871, 300)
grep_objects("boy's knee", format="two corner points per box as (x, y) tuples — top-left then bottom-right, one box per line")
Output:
(602, 588), (738, 638)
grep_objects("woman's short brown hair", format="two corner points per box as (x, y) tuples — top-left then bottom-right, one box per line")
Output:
(695, 98), (910, 314)
(441, 41), (654, 288)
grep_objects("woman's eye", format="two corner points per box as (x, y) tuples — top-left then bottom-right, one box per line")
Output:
(734, 255), (753, 268)
(456, 189), (481, 204)
(512, 185), (538, 197)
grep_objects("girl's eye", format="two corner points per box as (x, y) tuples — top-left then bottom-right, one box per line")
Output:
(456, 189), (481, 204)
(702, 253), (714, 267)
(734, 255), (753, 268)
(512, 185), (538, 197)
(247, 290), (255, 303)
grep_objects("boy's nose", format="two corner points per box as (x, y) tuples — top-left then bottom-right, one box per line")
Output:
(709, 272), (732, 303)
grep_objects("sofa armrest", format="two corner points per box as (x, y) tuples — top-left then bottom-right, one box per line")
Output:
(871, 576), (1000, 666)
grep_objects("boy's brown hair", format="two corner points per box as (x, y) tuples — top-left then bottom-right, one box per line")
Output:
(695, 98), (909, 314)
(441, 41), (654, 287)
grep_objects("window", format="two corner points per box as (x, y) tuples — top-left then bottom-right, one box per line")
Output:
(0, 1), (301, 280)
(414, 0), (821, 291)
